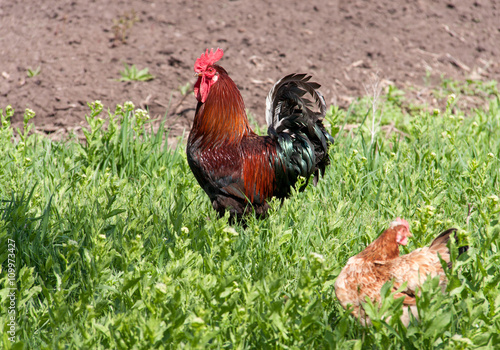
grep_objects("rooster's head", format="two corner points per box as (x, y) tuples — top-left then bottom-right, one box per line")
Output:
(194, 48), (224, 103)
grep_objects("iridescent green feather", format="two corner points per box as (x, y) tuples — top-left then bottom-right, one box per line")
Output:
(266, 73), (334, 197)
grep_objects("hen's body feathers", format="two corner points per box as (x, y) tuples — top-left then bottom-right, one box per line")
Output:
(334, 225), (468, 326)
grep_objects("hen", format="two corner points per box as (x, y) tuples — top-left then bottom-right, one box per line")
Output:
(334, 218), (468, 326)
(187, 48), (334, 220)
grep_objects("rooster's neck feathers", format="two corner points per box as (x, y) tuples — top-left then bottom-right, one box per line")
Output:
(191, 66), (253, 149)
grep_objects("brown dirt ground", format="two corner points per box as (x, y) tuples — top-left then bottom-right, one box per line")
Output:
(1, 0), (499, 143)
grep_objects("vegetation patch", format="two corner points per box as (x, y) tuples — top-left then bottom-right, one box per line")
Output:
(0, 83), (499, 349)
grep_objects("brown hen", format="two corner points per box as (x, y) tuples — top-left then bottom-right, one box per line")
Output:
(334, 218), (468, 326)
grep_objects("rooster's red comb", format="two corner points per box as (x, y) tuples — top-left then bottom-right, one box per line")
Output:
(194, 48), (224, 73)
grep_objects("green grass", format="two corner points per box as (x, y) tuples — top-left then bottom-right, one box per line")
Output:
(1, 82), (500, 349)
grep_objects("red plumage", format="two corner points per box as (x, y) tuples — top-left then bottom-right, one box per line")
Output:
(187, 48), (334, 220)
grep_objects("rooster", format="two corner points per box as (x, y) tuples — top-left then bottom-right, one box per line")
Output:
(334, 218), (468, 326)
(187, 48), (334, 219)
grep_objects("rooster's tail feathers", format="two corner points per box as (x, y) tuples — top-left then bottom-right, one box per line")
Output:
(265, 73), (334, 194)
(266, 73), (326, 130)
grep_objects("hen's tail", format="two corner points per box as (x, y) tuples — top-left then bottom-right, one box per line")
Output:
(266, 74), (334, 196)
(430, 228), (469, 268)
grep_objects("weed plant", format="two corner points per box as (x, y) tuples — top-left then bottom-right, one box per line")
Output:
(26, 67), (41, 78)
(112, 10), (140, 44)
(0, 83), (499, 349)
(119, 64), (154, 82)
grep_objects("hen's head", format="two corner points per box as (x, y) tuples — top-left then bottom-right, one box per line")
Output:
(389, 217), (412, 246)
(194, 48), (224, 103)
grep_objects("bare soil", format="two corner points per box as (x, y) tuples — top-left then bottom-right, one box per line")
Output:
(1, 0), (499, 142)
